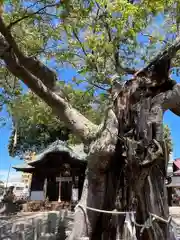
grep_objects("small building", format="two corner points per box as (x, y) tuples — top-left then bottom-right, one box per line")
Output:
(21, 171), (32, 188)
(13, 141), (87, 202)
(21, 152), (36, 187)
(166, 157), (180, 206)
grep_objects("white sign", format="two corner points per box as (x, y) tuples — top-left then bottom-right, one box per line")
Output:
(72, 188), (78, 201)
(56, 177), (72, 182)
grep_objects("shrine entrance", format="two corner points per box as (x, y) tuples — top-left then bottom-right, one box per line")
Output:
(46, 175), (79, 202)
(46, 177), (59, 201)
(61, 181), (72, 201)
(46, 176), (73, 202)
(56, 176), (73, 202)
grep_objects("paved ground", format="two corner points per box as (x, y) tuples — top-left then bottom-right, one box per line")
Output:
(170, 207), (180, 225)
(0, 208), (179, 239)
(1, 207), (180, 226)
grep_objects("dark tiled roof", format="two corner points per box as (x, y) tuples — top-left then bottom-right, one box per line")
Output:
(29, 140), (87, 166)
(13, 162), (34, 172)
(13, 140), (87, 171)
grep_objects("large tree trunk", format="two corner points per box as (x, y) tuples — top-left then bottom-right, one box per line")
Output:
(69, 76), (173, 240)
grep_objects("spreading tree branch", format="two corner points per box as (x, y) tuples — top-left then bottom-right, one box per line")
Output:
(162, 83), (180, 116)
(0, 16), (57, 90)
(99, 7), (137, 75)
(134, 35), (180, 116)
(0, 17), (98, 141)
(8, 1), (61, 29)
(135, 36), (180, 77)
(72, 28), (87, 57)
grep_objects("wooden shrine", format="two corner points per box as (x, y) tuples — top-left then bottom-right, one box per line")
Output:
(13, 141), (87, 202)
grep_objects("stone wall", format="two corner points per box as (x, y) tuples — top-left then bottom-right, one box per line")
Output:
(0, 210), (74, 240)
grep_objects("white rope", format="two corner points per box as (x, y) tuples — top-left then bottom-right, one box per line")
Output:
(85, 206), (171, 226)
(78, 206), (173, 238)
(86, 206), (135, 215)
(134, 214), (172, 236)
(150, 213), (172, 224)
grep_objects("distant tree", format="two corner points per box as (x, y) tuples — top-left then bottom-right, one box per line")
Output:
(7, 84), (103, 158)
(163, 124), (173, 155)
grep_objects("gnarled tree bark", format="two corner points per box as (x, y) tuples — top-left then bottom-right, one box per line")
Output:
(0, 15), (180, 240)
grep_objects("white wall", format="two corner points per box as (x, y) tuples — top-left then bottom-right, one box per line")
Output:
(30, 191), (45, 201)
(167, 152), (174, 174)
(167, 176), (180, 187)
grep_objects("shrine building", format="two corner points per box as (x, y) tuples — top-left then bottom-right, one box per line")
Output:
(13, 140), (87, 202)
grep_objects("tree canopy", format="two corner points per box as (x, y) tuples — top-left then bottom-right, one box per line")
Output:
(0, 0), (177, 157)
(0, 0), (180, 109)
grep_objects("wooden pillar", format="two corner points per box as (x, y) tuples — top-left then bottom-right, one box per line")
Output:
(78, 172), (85, 200)
(58, 173), (61, 202)
(167, 187), (172, 206)
(71, 174), (79, 203)
(43, 178), (47, 200)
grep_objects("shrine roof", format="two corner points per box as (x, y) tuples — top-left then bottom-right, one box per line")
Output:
(28, 140), (87, 166)
(13, 140), (87, 171)
(13, 162), (34, 172)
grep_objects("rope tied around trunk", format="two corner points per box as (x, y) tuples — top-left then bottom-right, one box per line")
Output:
(85, 206), (172, 235)
(134, 213), (172, 236)
(86, 206), (135, 215)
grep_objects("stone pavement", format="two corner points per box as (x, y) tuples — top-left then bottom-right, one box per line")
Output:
(0, 208), (180, 240)
(170, 207), (180, 225)
(170, 207), (180, 239)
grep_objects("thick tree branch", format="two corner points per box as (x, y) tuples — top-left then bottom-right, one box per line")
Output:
(0, 16), (58, 90)
(162, 83), (180, 116)
(135, 36), (180, 77)
(100, 9), (137, 75)
(118, 65), (137, 75)
(0, 24), (98, 141)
